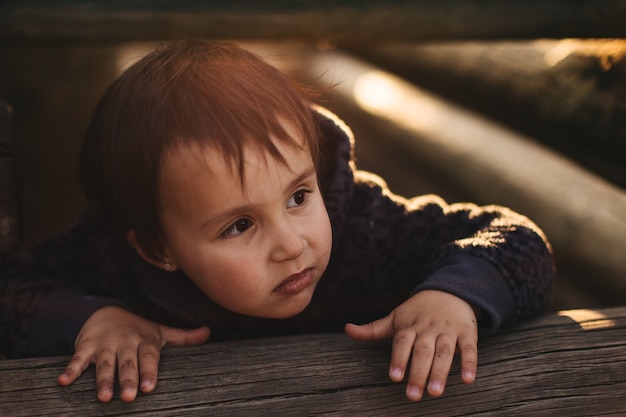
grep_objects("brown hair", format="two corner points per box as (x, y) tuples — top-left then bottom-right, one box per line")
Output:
(80, 41), (321, 260)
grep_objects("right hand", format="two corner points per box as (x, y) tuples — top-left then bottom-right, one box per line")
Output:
(57, 305), (210, 403)
(345, 290), (478, 402)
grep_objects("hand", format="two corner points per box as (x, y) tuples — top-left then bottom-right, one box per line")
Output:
(344, 290), (478, 402)
(57, 306), (210, 403)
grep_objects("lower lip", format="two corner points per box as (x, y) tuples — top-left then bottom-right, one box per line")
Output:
(273, 269), (314, 295)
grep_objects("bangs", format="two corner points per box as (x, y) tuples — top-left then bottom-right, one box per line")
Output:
(155, 42), (320, 177)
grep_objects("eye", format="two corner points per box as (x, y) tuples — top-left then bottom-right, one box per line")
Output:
(222, 218), (253, 238)
(287, 189), (311, 209)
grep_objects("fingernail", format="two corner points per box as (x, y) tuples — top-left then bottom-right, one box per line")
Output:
(141, 379), (153, 390)
(390, 367), (403, 380)
(463, 370), (475, 381)
(429, 380), (442, 394)
(407, 386), (422, 401)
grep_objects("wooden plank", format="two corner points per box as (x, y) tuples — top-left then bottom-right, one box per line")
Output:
(1, 307), (625, 416)
(1, 0), (626, 44)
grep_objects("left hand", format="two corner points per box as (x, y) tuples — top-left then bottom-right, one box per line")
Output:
(344, 290), (479, 402)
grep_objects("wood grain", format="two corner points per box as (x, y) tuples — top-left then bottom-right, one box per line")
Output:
(1, 307), (625, 416)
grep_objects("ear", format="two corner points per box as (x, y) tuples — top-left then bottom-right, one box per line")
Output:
(126, 229), (179, 272)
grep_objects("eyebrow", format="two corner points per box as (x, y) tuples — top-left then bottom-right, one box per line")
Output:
(202, 165), (317, 230)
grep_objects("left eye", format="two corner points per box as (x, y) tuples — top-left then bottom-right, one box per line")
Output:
(222, 218), (253, 238)
(287, 189), (310, 208)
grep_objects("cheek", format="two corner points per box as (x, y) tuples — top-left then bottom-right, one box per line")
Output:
(187, 253), (239, 288)
(312, 206), (333, 256)
(184, 250), (261, 303)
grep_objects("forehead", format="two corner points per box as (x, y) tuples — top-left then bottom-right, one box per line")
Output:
(158, 136), (314, 211)
(162, 113), (309, 182)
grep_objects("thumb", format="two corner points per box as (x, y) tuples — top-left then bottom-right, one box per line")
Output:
(161, 325), (211, 347)
(344, 314), (394, 342)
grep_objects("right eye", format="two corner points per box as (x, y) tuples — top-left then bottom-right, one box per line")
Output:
(222, 218), (253, 238)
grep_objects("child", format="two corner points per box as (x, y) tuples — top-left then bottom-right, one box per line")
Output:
(0, 41), (554, 404)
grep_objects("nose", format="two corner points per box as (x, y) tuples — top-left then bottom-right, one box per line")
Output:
(269, 218), (307, 262)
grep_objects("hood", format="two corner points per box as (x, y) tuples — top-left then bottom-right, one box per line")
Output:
(314, 106), (356, 242)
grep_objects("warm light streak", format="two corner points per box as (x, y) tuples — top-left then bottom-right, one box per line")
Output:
(353, 71), (443, 132)
(542, 38), (626, 70)
(558, 309), (616, 330)
(543, 39), (579, 67)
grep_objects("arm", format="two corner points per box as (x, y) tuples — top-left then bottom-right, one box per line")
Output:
(341, 171), (554, 400)
(0, 210), (130, 358)
(0, 210), (209, 402)
(344, 170), (554, 333)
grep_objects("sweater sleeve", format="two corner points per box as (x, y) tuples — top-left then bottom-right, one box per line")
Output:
(25, 290), (125, 357)
(0, 210), (133, 358)
(336, 170), (555, 337)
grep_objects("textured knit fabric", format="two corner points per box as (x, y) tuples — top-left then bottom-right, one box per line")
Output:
(0, 109), (554, 358)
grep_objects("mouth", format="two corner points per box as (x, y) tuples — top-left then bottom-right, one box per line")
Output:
(273, 267), (315, 295)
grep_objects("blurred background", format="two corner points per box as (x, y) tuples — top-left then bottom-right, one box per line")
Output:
(0, 1), (625, 311)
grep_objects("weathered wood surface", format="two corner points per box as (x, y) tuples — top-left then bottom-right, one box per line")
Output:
(348, 40), (626, 190)
(1, 307), (625, 416)
(1, 0), (626, 44)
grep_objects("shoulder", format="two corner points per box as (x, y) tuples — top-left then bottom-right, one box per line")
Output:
(314, 106), (355, 189)
(313, 107), (356, 239)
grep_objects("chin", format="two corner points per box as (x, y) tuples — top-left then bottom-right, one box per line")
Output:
(277, 303), (309, 318)
(265, 293), (314, 319)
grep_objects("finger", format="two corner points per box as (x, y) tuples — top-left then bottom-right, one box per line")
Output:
(344, 315), (394, 342)
(425, 334), (456, 397)
(387, 328), (417, 384)
(138, 341), (161, 394)
(162, 326), (210, 347)
(458, 335), (478, 384)
(116, 348), (140, 403)
(94, 349), (117, 403)
(58, 351), (93, 386)
(405, 335), (435, 402)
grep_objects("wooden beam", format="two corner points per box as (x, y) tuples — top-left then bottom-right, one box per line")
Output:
(1, 1), (626, 44)
(347, 40), (626, 190)
(1, 307), (625, 415)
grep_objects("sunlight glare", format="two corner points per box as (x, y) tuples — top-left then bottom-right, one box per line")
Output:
(353, 71), (442, 132)
(558, 309), (616, 330)
(543, 39), (578, 67)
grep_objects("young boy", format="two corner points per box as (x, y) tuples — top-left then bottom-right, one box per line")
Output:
(0, 41), (554, 404)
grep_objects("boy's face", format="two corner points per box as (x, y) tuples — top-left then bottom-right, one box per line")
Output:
(154, 134), (332, 319)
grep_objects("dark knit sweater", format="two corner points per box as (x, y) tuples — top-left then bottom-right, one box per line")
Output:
(0, 109), (554, 358)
